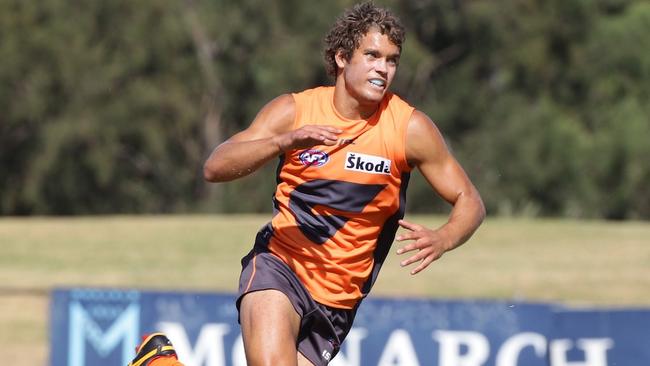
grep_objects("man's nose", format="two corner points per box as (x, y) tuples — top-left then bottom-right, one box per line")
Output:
(375, 58), (387, 74)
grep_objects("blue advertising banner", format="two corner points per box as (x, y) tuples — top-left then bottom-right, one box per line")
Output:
(50, 288), (650, 366)
(549, 309), (650, 365)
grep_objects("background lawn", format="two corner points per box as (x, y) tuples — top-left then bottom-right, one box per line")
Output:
(1, 215), (648, 365)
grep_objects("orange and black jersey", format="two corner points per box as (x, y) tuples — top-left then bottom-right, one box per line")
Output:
(261, 86), (414, 309)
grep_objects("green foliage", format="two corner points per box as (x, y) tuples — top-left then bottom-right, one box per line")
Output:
(0, 0), (204, 214)
(0, 0), (648, 218)
(400, 0), (650, 219)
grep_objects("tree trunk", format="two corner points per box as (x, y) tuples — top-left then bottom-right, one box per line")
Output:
(182, 0), (225, 210)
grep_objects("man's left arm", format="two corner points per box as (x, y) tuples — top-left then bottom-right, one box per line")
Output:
(396, 110), (486, 275)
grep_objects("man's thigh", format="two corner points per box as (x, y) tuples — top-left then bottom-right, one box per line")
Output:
(239, 289), (307, 366)
(298, 352), (315, 366)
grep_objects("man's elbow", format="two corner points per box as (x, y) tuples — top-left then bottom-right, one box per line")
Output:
(203, 163), (224, 183)
(475, 194), (487, 223)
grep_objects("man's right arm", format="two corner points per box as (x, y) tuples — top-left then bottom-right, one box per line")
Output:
(203, 94), (341, 182)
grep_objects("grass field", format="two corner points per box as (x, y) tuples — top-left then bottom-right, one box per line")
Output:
(1, 214), (649, 366)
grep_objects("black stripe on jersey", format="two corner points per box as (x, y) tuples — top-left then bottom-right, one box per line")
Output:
(360, 172), (410, 298)
(289, 179), (386, 244)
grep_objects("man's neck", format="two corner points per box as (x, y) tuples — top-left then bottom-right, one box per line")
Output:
(333, 81), (380, 120)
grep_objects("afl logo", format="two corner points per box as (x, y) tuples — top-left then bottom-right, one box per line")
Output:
(299, 149), (329, 167)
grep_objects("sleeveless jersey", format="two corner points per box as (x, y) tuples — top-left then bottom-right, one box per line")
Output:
(263, 86), (414, 309)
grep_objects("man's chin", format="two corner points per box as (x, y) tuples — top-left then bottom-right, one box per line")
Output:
(346, 84), (388, 106)
(362, 91), (386, 104)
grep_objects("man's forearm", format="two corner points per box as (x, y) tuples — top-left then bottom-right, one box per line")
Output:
(440, 191), (486, 250)
(203, 137), (283, 182)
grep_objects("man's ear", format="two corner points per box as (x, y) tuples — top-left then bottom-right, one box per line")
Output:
(335, 49), (347, 69)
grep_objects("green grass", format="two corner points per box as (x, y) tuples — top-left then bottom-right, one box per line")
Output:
(1, 214), (649, 366)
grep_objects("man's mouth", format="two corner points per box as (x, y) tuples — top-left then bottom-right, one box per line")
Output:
(368, 78), (386, 89)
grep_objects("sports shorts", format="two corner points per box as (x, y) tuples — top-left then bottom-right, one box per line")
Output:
(236, 225), (357, 366)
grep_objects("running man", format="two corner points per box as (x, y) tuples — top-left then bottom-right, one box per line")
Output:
(203, 2), (485, 365)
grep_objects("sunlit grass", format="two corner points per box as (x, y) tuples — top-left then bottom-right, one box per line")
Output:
(1, 214), (649, 366)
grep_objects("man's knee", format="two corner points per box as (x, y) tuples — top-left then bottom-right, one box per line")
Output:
(245, 349), (302, 366)
(243, 349), (315, 366)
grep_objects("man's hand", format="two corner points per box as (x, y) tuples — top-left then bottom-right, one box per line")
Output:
(395, 219), (453, 275)
(274, 125), (342, 152)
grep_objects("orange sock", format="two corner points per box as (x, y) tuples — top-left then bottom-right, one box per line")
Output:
(149, 356), (185, 366)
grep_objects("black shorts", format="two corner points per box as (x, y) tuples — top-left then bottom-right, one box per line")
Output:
(236, 238), (357, 366)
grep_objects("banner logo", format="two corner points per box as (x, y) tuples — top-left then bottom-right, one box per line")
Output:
(67, 289), (140, 366)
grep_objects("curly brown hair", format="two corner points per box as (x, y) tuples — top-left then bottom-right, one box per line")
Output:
(323, 2), (406, 77)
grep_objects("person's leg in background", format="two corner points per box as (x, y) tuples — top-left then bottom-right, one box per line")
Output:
(128, 333), (184, 366)
(149, 358), (184, 366)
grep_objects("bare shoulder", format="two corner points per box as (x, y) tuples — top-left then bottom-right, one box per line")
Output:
(407, 110), (442, 138)
(254, 93), (296, 134)
(231, 94), (296, 142)
(406, 109), (449, 166)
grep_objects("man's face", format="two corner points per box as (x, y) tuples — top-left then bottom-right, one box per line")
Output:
(337, 28), (400, 105)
